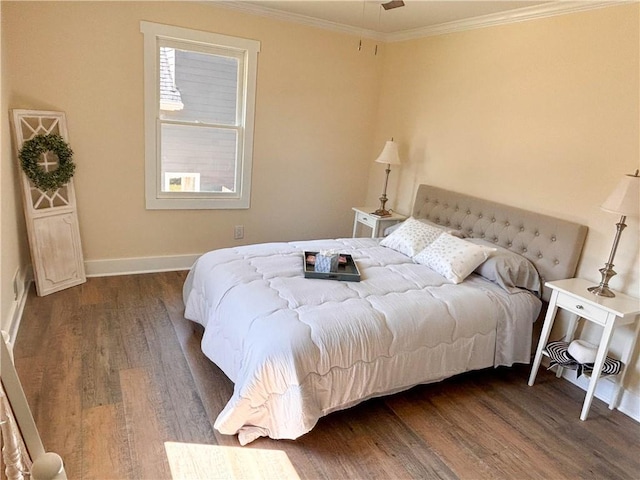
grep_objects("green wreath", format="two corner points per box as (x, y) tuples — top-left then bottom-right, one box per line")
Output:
(19, 134), (75, 192)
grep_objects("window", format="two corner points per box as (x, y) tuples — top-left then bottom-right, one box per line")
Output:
(141, 21), (260, 209)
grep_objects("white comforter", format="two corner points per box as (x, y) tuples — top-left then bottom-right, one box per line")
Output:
(183, 238), (541, 445)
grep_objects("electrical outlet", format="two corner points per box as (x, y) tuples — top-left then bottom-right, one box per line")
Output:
(234, 225), (244, 240)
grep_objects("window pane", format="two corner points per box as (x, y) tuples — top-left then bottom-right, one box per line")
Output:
(142, 21), (259, 209)
(160, 124), (237, 193)
(159, 46), (239, 125)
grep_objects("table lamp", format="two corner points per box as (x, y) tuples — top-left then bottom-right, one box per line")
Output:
(588, 169), (640, 297)
(372, 139), (401, 217)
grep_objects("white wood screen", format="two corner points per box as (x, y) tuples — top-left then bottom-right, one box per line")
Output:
(10, 110), (85, 296)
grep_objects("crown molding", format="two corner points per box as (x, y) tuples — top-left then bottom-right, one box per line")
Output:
(212, 1), (384, 41)
(210, 1), (633, 43)
(386, 1), (634, 42)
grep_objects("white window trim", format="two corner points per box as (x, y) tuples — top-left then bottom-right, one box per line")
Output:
(140, 21), (260, 209)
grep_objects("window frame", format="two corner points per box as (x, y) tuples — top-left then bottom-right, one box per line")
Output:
(140, 21), (260, 209)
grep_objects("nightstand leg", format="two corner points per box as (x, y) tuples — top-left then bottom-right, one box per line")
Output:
(529, 290), (560, 386)
(352, 218), (358, 238)
(580, 315), (616, 421)
(556, 313), (581, 378)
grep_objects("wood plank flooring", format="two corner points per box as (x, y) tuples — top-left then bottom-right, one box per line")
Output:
(13, 272), (640, 479)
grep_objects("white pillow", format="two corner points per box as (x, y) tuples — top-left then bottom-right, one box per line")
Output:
(380, 217), (442, 257)
(413, 234), (495, 284)
(383, 218), (466, 238)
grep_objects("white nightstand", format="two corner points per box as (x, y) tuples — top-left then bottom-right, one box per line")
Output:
(528, 278), (640, 420)
(352, 207), (406, 238)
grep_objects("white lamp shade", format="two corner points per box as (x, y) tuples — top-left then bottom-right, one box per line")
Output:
(374, 140), (401, 166)
(601, 172), (640, 217)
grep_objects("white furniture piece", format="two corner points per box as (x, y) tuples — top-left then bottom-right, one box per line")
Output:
(1, 335), (67, 479)
(528, 278), (640, 420)
(352, 207), (405, 238)
(10, 110), (86, 296)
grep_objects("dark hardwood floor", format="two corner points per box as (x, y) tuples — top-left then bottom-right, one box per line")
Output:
(13, 272), (640, 479)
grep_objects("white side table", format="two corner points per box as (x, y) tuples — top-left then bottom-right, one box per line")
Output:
(528, 278), (640, 420)
(352, 207), (406, 238)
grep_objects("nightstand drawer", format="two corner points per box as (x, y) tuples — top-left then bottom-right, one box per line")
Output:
(556, 291), (609, 324)
(355, 211), (376, 228)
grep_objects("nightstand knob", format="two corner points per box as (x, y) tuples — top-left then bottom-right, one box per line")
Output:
(576, 304), (584, 310)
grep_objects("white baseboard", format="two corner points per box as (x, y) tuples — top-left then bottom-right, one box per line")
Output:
(84, 253), (200, 277)
(560, 369), (640, 423)
(5, 255), (198, 341)
(4, 254), (198, 343)
(540, 357), (639, 423)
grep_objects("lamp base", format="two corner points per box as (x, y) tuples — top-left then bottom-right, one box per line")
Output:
(374, 191), (392, 217)
(372, 208), (392, 217)
(588, 264), (617, 298)
(587, 284), (615, 298)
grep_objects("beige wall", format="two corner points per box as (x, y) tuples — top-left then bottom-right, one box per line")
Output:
(367, 4), (640, 394)
(1, 1), (31, 336)
(3, 1), (381, 263)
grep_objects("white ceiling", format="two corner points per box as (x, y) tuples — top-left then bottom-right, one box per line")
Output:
(216, 1), (624, 41)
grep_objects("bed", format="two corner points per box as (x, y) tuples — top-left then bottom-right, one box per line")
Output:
(183, 185), (587, 445)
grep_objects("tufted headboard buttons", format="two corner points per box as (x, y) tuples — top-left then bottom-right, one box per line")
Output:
(412, 185), (588, 301)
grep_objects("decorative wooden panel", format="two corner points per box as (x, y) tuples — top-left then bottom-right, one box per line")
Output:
(10, 110), (85, 296)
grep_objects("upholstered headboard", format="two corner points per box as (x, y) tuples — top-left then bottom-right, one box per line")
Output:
(412, 185), (587, 300)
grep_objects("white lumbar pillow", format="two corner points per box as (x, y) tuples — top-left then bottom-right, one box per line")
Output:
(568, 339), (598, 364)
